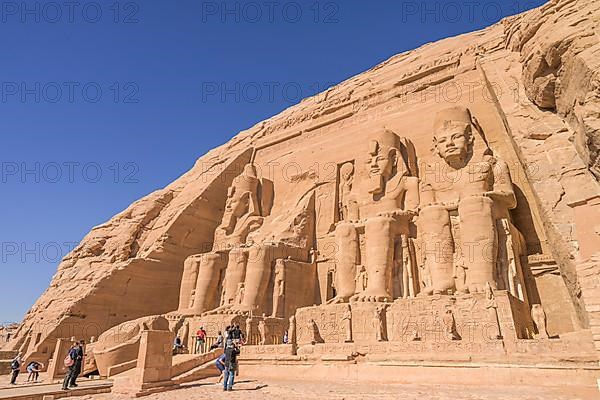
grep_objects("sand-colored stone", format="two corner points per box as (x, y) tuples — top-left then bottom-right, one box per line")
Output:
(4, 0), (600, 393)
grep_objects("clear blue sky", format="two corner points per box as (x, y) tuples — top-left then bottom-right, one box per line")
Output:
(0, 0), (547, 323)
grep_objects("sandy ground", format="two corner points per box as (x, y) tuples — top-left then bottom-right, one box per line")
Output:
(87, 378), (599, 400)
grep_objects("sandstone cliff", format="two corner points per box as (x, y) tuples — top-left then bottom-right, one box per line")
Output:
(6, 0), (599, 365)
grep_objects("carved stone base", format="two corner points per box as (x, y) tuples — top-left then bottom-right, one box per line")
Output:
(295, 291), (534, 347)
(180, 314), (289, 349)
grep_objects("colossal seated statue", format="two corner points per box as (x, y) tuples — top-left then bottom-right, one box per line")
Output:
(418, 106), (528, 298)
(180, 158), (317, 318)
(177, 162), (273, 315)
(330, 129), (419, 303)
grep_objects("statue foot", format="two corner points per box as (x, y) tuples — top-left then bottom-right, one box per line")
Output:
(468, 283), (486, 293)
(202, 305), (232, 316)
(326, 296), (349, 305)
(351, 293), (391, 303)
(417, 288), (434, 297)
(227, 305), (254, 315)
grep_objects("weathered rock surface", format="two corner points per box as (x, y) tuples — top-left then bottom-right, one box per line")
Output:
(5, 0), (600, 370)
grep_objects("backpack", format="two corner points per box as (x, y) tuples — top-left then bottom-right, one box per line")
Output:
(11, 359), (20, 370)
(64, 354), (74, 367)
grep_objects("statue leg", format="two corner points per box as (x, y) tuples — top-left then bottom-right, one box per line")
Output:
(392, 240), (402, 299)
(272, 292), (281, 318)
(239, 244), (278, 314)
(191, 252), (226, 314)
(330, 222), (358, 303)
(205, 248), (247, 314)
(353, 216), (394, 302)
(419, 205), (455, 294)
(459, 196), (498, 293)
(178, 255), (201, 311)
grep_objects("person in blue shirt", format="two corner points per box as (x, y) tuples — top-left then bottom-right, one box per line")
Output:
(214, 353), (226, 384)
(62, 341), (84, 390)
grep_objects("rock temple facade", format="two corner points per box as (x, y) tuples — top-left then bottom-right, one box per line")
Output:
(4, 0), (600, 390)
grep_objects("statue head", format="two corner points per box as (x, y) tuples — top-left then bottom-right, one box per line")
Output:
(366, 129), (403, 195)
(433, 106), (475, 168)
(340, 162), (354, 183)
(222, 163), (259, 229)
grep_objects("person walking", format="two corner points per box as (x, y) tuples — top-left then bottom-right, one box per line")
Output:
(62, 340), (84, 390)
(223, 340), (240, 391)
(70, 341), (85, 387)
(9, 353), (22, 385)
(62, 343), (77, 390)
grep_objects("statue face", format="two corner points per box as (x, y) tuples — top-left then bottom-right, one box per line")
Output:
(224, 187), (248, 219)
(367, 140), (396, 194)
(434, 122), (472, 165)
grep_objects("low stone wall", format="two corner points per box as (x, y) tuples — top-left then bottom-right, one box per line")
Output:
(239, 359), (600, 388)
(295, 292), (533, 346)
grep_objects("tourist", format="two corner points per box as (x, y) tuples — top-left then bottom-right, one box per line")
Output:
(283, 330), (289, 344)
(224, 326), (231, 346)
(231, 324), (242, 344)
(69, 340), (85, 387)
(223, 340), (240, 391)
(9, 352), (22, 385)
(240, 327), (246, 344)
(173, 336), (183, 355)
(195, 326), (206, 354)
(62, 342), (79, 390)
(214, 353), (226, 384)
(26, 360), (44, 382)
(210, 331), (223, 350)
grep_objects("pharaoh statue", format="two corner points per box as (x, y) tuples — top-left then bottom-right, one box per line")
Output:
(485, 282), (502, 340)
(531, 304), (549, 339)
(271, 259), (286, 317)
(245, 316), (253, 345)
(258, 320), (267, 345)
(418, 106), (527, 296)
(202, 159), (316, 317)
(341, 304), (352, 342)
(442, 309), (461, 341)
(330, 129), (419, 303)
(216, 192), (315, 316)
(373, 305), (386, 341)
(338, 162), (356, 220)
(176, 162), (274, 315)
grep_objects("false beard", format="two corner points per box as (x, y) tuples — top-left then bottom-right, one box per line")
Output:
(368, 174), (385, 195)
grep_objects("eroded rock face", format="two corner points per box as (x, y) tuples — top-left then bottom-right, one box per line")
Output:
(506, 0), (600, 178)
(5, 0), (600, 367)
